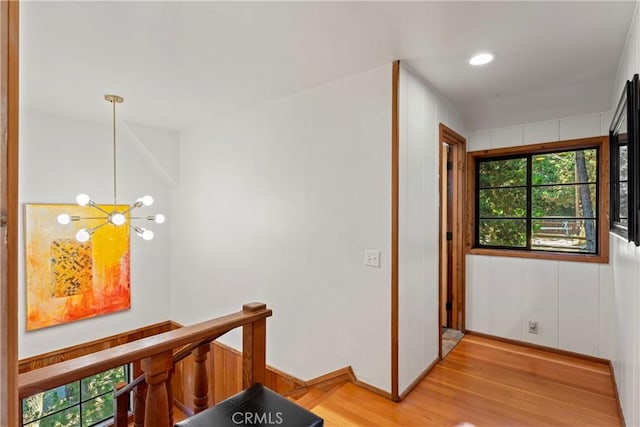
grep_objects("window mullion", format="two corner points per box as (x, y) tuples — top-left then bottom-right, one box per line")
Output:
(526, 155), (532, 250)
(79, 381), (84, 426)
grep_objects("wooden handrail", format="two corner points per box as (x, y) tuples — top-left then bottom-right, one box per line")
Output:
(19, 303), (272, 399)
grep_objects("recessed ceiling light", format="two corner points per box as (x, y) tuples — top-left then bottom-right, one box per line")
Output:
(469, 52), (495, 66)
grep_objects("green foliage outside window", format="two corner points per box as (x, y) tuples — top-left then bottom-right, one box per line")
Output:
(477, 148), (598, 253)
(22, 366), (128, 427)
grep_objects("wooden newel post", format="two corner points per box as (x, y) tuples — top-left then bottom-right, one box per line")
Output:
(141, 351), (173, 427)
(114, 382), (128, 427)
(242, 302), (267, 388)
(193, 343), (211, 413)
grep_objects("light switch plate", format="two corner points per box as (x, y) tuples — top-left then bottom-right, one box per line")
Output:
(364, 249), (381, 268)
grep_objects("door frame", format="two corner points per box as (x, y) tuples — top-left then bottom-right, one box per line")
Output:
(438, 123), (466, 359)
(1, 0), (20, 424)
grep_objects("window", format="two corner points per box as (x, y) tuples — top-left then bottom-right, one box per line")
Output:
(610, 74), (640, 245)
(468, 137), (609, 263)
(22, 365), (129, 427)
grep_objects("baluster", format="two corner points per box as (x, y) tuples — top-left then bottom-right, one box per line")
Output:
(141, 351), (173, 427)
(242, 303), (267, 388)
(133, 361), (147, 427)
(192, 343), (210, 413)
(114, 382), (128, 427)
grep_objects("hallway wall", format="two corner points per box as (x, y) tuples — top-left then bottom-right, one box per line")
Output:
(171, 64), (392, 392)
(397, 65), (465, 395)
(465, 111), (613, 359)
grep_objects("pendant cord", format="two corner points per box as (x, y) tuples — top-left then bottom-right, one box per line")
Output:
(112, 97), (117, 209)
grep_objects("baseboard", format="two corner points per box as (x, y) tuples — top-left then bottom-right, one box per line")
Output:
(608, 361), (626, 427)
(280, 365), (392, 401)
(353, 379), (393, 400)
(306, 366), (356, 388)
(398, 357), (439, 401)
(465, 330), (610, 365)
(284, 366), (356, 398)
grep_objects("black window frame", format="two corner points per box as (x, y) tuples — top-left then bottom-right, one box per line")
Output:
(21, 364), (130, 427)
(474, 147), (600, 254)
(610, 73), (640, 246)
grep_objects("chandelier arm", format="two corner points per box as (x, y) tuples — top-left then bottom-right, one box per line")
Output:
(74, 217), (113, 221)
(88, 203), (111, 216)
(129, 224), (148, 239)
(88, 220), (110, 234)
(121, 204), (139, 216)
(129, 224), (149, 233)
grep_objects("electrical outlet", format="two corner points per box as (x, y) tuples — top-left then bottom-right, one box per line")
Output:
(364, 249), (380, 268)
(528, 320), (538, 334)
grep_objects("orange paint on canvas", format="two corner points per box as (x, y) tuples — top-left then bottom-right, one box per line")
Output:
(25, 204), (131, 330)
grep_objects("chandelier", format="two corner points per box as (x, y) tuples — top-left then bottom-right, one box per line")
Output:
(57, 94), (165, 241)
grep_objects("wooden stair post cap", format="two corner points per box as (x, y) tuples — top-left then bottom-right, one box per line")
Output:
(243, 302), (267, 313)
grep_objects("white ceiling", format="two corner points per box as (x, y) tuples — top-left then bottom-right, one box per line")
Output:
(21, 1), (636, 132)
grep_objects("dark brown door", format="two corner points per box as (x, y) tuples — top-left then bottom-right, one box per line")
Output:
(445, 144), (454, 328)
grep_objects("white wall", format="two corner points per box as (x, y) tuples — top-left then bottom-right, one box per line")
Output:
(126, 122), (180, 187)
(609, 236), (640, 427)
(608, 3), (640, 426)
(171, 64), (392, 392)
(397, 65), (465, 395)
(19, 111), (173, 358)
(466, 111), (613, 359)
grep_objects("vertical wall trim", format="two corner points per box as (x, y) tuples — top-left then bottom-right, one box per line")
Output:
(391, 60), (400, 402)
(438, 129), (444, 359)
(0, 0), (19, 424)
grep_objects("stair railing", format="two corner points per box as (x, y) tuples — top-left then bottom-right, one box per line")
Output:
(18, 302), (271, 427)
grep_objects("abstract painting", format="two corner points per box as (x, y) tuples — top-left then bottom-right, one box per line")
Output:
(24, 203), (131, 330)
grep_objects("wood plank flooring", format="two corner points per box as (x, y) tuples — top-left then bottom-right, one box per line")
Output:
(311, 335), (621, 426)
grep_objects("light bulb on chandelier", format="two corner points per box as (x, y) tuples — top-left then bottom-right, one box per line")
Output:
(151, 214), (165, 224)
(75, 229), (91, 243)
(76, 193), (91, 206)
(57, 95), (165, 241)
